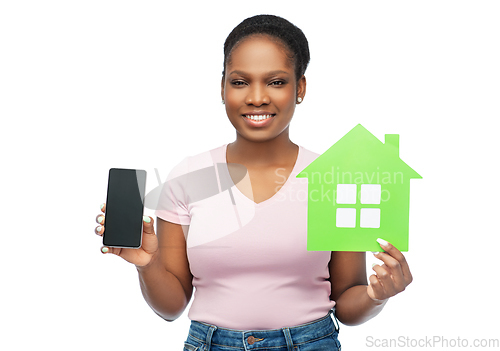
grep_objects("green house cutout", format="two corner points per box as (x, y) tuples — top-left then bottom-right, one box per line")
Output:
(296, 124), (421, 252)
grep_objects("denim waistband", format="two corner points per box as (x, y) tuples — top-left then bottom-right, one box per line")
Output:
(187, 309), (339, 350)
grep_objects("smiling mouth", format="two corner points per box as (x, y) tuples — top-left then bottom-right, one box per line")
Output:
(242, 114), (275, 121)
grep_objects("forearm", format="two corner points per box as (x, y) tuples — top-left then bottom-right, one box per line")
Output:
(136, 253), (190, 321)
(334, 285), (387, 326)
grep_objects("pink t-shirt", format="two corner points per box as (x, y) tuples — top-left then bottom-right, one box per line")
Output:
(155, 144), (335, 329)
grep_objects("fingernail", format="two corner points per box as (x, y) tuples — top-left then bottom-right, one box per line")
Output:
(100, 203), (105, 210)
(372, 263), (377, 268)
(101, 247), (109, 253)
(98, 216), (104, 224)
(96, 226), (102, 234)
(376, 238), (389, 247)
(372, 251), (380, 256)
(143, 216), (151, 223)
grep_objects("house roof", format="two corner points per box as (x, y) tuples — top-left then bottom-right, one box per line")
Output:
(297, 124), (422, 180)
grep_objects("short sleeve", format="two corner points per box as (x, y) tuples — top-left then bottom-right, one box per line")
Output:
(154, 158), (191, 225)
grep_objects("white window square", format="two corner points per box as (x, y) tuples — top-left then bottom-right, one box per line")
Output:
(336, 208), (356, 227)
(360, 208), (380, 228)
(336, 184), (357, 204)
(360, 184), (381, 204)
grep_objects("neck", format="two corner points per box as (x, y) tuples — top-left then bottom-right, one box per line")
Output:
(227, 128), (298, 167)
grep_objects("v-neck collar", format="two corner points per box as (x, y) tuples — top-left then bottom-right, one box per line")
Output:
(220, 143), (302, 207)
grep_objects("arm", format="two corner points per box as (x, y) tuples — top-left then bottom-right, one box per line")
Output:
(328, 251), (386, 326)
(136, 218), (193, 321)
(329, 239), (413, 326)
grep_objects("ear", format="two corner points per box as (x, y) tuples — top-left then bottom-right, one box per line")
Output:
(296, 75), (306, 102)
(221, 76), (225, 101)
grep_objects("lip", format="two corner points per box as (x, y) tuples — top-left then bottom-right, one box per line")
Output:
(241, 112), (276, 128)
(242, 111), (275, 116)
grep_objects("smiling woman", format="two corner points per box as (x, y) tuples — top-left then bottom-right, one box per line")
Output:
(96, 14), (413, 351)
(221, 15), (308, 149)
(222, 35), (305, 143)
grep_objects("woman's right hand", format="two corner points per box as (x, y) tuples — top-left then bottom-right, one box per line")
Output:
(95, 203), (159, 268)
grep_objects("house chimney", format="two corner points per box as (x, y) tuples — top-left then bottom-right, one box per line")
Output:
(385, 134), (399, 158)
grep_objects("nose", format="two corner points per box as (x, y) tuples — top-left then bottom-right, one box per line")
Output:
(245, 84), (270, 106)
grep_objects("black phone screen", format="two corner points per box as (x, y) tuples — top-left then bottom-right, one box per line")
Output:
(103, 168), (147, 248)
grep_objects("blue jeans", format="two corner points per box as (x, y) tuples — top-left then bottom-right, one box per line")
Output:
(183, 309), (341, 351)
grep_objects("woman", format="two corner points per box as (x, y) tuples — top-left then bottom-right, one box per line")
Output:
(95, 14), (412, 350)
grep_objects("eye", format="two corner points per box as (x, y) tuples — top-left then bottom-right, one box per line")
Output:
(270, 80), (286, 86)
(231, 80), (246, 86)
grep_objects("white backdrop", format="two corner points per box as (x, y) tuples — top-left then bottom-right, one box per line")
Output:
(2, 1), (499, 350)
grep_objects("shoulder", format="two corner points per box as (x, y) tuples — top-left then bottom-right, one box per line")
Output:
(297, 145), (321, 169)
(299, 145), (320, 159)
(166, 144), (226, 180)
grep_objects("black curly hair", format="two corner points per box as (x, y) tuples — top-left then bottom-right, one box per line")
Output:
(222, 14), (310, 82)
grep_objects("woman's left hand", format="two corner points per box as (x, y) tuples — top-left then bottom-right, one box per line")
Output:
(367, 238), (413, 303)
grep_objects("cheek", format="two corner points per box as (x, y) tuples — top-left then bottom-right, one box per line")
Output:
(273, 89), (297, 112)
(225, 89), (245, 112)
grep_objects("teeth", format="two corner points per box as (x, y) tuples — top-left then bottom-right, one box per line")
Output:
(245, 114), (273, 121)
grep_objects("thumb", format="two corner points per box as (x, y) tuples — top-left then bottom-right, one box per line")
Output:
(142, 215), (155, 235)
(141, 215), (158, 255)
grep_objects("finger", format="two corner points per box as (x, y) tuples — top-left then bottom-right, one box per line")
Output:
(100, 203), (106, 213)
(101, 246), (121, 256)
(373, 251), (405, 289)
(368, 273), (386, 300)
(142, 216), (155, 236)
(95, 225), (103, 236)
(374, 253), (407, 292)
(376, 238), (412, 281)
(96, 214), (105, 225)
(372, 264), (397, 296)
(141, 216), (158, 255)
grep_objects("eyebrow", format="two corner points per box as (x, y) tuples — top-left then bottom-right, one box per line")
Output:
(228, 70), (290, 76)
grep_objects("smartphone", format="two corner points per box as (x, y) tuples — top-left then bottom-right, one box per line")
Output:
(103, 168), (147, 248)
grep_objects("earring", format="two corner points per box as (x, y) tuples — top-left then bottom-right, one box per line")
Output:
(297, 97), (303, 103)
(222, 100), (225, 105)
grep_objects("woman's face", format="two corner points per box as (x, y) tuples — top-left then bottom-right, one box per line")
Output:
(221, 35), (306, 143)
